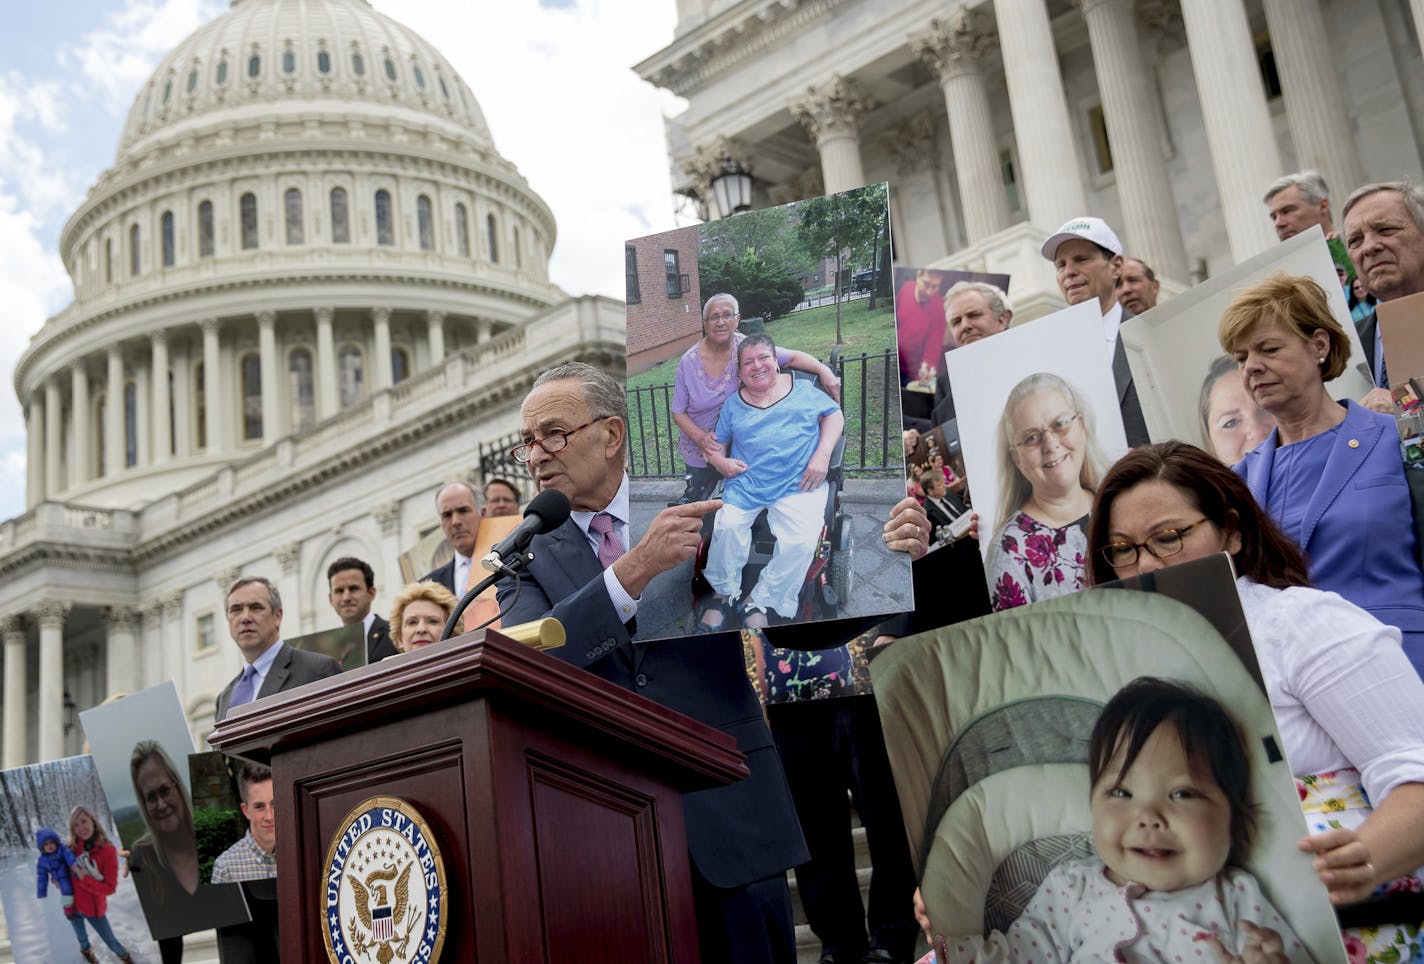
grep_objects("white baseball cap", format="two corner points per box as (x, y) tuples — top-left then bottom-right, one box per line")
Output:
(1040, 216), (1123, 260)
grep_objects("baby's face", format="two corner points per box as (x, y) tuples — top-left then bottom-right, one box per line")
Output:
(42, 840), (57, 853)
(1091, 722), (1233, 892)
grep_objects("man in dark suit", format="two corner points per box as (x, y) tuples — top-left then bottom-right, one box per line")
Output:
(326, 556), (397, 663)
(1342, 180), (1424, 413)
(497, 362), (927, 964)
(1041, 216), (1150, 447)
(215, 577), (341, 722)
(421, 481), (481, 595)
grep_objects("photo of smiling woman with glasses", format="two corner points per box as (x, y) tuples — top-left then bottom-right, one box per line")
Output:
(985, 372), (1113, 610)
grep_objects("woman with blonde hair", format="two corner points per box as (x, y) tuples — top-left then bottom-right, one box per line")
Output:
(390, 580), (459, 653)
(985, 372), (1110, 610)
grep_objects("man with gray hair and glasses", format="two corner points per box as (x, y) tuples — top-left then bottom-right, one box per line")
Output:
(497, 361), (929, 963)
(1264, 170), (1338, 241)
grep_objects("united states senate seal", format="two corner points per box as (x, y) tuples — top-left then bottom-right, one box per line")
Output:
(322, 796), (448, 964)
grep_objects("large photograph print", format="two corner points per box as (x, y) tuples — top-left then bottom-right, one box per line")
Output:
(1118, 227), (1375, 463)
(79, 683), (250, 941)
(945, 301), (1128, 611)
(622, 182), (912, 640)
(0, 755), (160, 962)
(871, 555), (1347, 964)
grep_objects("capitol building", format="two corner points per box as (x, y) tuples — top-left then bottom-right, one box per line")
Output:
(0, 0), (624, 767)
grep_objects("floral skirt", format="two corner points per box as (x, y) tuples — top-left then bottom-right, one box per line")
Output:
(1298, 769), (1424, 963)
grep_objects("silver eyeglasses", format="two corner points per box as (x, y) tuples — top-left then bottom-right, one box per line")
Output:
(510, 416), (611, 463)
(1014, 413), (1082, 450)
(1099, 519), (1209, 569)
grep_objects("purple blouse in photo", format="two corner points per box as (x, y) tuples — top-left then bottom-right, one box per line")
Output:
(672, 333), (792, 467)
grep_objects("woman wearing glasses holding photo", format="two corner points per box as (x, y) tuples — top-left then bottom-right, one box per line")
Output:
(985, 372), (1111, 610)
(1087, 441), (1424, 962)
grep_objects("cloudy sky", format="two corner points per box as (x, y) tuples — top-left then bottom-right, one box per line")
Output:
(0, 0), (686, 520)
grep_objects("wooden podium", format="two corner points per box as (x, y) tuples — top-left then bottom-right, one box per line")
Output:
(209, 628), (747, 963)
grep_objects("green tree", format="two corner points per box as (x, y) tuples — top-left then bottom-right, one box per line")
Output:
(795, 182), (890, 343)
(699, 251), (805, 321)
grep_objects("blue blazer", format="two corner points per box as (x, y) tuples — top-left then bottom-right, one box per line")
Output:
(496, 517), (810, 889)
(1234, 400), (1424, 638)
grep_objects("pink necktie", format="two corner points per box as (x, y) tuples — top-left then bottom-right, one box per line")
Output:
(589, 512), (625, 570)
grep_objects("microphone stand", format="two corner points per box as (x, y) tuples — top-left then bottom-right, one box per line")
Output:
(439, 549), (534, 641)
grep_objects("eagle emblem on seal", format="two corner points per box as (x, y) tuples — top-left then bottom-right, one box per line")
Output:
(322, 796), (447, 964)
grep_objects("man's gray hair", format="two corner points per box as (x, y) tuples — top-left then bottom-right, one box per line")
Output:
(1342, 180), (1424, 234)
(944, 280), (1012, 319)
(1263, 170), (1329, 206)
(703, 293), (739, 318)
(531, 363), (629, 452)
(227, 576), (281, 613)
(433, 480), (479, 509)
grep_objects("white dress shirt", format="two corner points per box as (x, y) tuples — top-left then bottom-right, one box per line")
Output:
(1101, 300), (1124, 359)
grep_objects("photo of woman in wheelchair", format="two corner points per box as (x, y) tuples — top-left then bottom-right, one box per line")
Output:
(695, 332), (845, 631)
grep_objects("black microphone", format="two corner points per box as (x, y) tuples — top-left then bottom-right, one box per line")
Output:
(481, 489), (571, 574)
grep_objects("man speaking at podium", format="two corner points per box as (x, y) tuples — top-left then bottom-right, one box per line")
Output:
(497, 363), (927, 963)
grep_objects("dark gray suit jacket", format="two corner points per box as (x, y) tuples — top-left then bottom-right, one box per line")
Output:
(215, 641), (342, 722)
(1114, 308), (1150, 447)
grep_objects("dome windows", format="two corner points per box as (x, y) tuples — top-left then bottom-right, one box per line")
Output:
(455, 203), (469, 257)
(282, 50), (297, 75)
(240, 193), (259, 250)
(186, 68), (198, 94)
(241, 353), (262, 441)
(162, 78), (173, 105)
(375, 190), (394, 246)
(384, 57), (398, 83)
(413, 64), (426, 90)
(129, 223), (141, 276)
(248, 52), (261, 79)
(417, 195), (433, 251)
(317, 50), (331, 75)
(486, 214), (499, 263)
(161, 211), (175, 267)
(439, 75), (450, 99)
(216, 58), (228, 85)
(330, 188), (350, 243)
(198, 201), (214, 257)
(338, 346), (364, 406)
(285, 188), (304, 245)
(351, 50), (365, 76)
(289, 348), (315, 431)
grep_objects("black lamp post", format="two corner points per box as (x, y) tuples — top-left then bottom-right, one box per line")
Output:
(710, 157), (753, 218)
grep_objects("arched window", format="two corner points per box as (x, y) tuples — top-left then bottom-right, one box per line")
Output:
(384, 57), (398, 82)
(285, 188), (303, 244)
(198, 200), (214, 257)
(417, 195), (433, 251)
(241, 353), (262, 440)
(317, 50), (331, 74)
(195, 361), (207, 450)
(129, 223), (141, 275)
(514, 225), (522, 269)
(439, 75), (450, 99)
(168, 371), (176, 456)
(391, 347), (410, 385)
(240, 192), (258, 249)
(351, 50), (365, 76)
(455, 203), (469, 257)
(338, 345), (364, 407)
(281, 49), (296, 75)
(105, 238), (113, 283)
(330, 187), (350, 243)
(124, 381), (138, 468)
(413, 65), (425, 90)
(216, 59), (228, 85)
(247, 53), (261, 78)
(161, 210), (175, 267)
(289, 348), (315, 430)
(186, 68), (198, 94)
(375, 190), (393, 246)
(162, 78), (172, 105)
(486, 214), (498, 263)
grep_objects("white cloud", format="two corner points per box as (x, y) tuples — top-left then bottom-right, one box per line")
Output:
(387, 0), (686, 298)
(60, 0), (223, 110)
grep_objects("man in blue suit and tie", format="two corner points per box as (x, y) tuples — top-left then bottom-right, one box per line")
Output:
(497, 362), (927, 963)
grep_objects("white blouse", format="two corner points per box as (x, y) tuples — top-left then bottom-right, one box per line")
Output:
(1236, 576), (1424, 804)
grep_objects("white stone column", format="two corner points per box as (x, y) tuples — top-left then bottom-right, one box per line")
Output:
(1076, 0), (1189, 278)
(992, 0), (1088, 229)
(1180, 0), (1283, 261)
(160, 593), (185, 696)
(790, 75), (873, 194)
(426, 310), (446, 367)
(201, 319), (222, 452)
(1260, 0), (1364, 202)
(316, 307), (338, 419)
(910, 11), (1012, 243)
(44, 377), (63, 495)
(171, 341), (192, 459)
(105, 345), (125, 474)
(372, 308), (393, 391)
(3, 616), (27, 768)
(476, 319), (493, 345)
(27, 394), (44, 507)
(70, 365), (91, 486)
(36, 602), (67, 763)
(257, 310), (280, 442)
(151, 332), (171, 464)
(104, 607), (140, 698)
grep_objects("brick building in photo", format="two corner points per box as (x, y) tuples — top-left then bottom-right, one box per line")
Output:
(625, 224), (702, 375)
